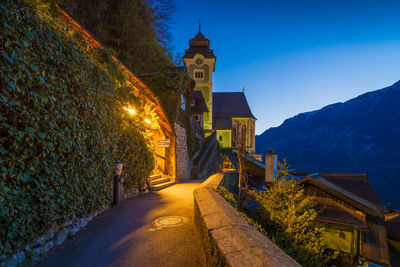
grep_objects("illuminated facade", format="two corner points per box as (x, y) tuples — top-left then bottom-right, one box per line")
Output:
(183, 27), (256, 153)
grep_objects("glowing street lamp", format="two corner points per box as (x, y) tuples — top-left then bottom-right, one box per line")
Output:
(123, 106), (136, 115)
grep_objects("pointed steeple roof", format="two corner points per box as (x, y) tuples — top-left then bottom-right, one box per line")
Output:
(195, 21), (205, 39)
(183, 25), (216, 61)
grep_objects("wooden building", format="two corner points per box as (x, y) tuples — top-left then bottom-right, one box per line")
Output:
(385, 209), (400, 266)
(298, 173), (390, 266)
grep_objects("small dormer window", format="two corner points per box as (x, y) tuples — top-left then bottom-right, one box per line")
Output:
(194, 70), (204, 79)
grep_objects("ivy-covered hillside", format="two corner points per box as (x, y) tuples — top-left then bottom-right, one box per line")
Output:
(59, 0), (187, 123)
(0, 0), (154, 260)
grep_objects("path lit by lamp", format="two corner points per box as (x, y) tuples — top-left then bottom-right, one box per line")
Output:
(144, 118), (151, 124)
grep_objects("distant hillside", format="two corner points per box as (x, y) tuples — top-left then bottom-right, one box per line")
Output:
(256, 81), (400, 208)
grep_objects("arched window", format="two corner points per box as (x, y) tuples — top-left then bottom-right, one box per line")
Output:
(232, 124), (237, 147)
(194, 70), (204, 79)
(241, 124), (247, 146)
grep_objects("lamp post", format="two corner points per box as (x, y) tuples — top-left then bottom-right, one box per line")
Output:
(114, 162), (123, 205)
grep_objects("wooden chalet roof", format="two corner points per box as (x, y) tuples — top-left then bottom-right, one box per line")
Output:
(299, 174), (383, 217)
(315, 203), (368, 230)
(56, 5), (174, 137)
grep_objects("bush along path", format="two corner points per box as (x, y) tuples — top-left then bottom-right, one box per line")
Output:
(1, 0), (156, 264)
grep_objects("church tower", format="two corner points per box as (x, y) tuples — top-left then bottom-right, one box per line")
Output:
(183, 25), (216, 133)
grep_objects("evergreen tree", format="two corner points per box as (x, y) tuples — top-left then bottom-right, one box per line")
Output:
(252, 160), (327, 266)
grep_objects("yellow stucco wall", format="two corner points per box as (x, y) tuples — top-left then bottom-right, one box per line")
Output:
(183, 54), (215, 132)
(216, 130), (232, 148)
(322, 226), (353, 254)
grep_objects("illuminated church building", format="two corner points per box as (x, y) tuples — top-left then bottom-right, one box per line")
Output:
(183, 27), (257, 153)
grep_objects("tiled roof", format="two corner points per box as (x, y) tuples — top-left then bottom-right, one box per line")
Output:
(319, 174), (382, 206)
(213, 92), (256, 119)
(192, 90), (204, 99)
(191, 90), (208, 113)
(299, 174), (383, 216)
(318, 173), (384, 213)
(213, 117), (232, 130)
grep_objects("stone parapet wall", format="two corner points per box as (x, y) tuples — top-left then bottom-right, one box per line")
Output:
(193, 173), (300, 267)
(174, 122), (191, 180)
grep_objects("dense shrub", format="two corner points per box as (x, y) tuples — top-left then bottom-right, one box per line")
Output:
(0, 0), (154, 260)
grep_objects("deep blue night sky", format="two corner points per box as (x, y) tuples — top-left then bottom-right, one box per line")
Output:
(170, 0), (400, 134)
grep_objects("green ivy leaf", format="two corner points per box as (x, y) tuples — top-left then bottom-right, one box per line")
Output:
(0, 147), (7, 155)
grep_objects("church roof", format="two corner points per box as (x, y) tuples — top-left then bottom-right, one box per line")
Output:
(213, 117), (232, 130)
(213, 92), (256, 119)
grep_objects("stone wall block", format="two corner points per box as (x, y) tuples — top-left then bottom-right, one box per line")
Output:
(174, 122), (191, 180)
(55, 228), (68, 245)
(66, 225), (80, 235)
(41, 241), (54, 254)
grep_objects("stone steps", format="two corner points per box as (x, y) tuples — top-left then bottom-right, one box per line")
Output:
(149, 174), (175, 191)
(151, 181), (175, 191)
(150, 177), (170, 186)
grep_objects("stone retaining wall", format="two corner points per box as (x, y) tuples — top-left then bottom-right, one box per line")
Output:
(2, 184), (148, 267)
(174, 122), (191, 180)
(193, 173), (300, 267)
(1, 206), (109, 267)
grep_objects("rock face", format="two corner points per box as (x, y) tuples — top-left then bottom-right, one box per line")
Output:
(256, 80), (400, 207)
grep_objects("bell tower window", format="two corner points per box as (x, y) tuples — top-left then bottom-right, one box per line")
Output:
(194, 70), (204, 79)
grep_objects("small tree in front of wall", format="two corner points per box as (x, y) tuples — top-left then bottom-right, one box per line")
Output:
(252, 160), (328, 266)
(232, 123), (249, 207)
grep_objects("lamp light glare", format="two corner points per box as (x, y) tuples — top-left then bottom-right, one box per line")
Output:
(144, 118), (151, 124)
(124, 106), (136, 115)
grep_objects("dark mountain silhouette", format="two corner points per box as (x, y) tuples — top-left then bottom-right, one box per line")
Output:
(256, 80), (400, 208)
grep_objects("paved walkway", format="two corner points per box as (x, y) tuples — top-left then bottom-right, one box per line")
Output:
(36, 180), (206, 267)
